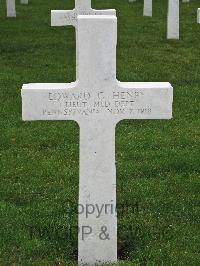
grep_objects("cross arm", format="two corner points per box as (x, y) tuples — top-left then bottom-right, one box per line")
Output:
(21, 82), (79, 121)
(51, 10), (75, 26)
(51, 9), (116, 27)
(114, 81), (173, 122)
(21, 81), (173, 123)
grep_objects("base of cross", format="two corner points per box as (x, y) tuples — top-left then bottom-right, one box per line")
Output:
(21, 15), (173, 265)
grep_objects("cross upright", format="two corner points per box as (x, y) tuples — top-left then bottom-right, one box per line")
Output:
(22, 15), (173, 265)
(51, 0), (116, 78)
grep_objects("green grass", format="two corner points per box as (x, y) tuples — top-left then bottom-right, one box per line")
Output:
(0, 0), (200, 265)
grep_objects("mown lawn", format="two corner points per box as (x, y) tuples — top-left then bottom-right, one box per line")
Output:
(0, 0), (200, 265)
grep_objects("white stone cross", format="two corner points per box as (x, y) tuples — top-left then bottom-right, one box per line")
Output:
(143, 0), (152, 17)
(6, 0), (16, 17)
(51, 0), (115, 79)
(167, 0), (179, 39)
(21, 15), (173, 265)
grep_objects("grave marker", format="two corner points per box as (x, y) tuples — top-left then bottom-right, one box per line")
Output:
(143, 0), (152, 17)
(51, 0), (115, 79)
(6, 0), (16, 17)
(197, 8), (200, 24)
(20, 0), (28, 4)
(22, 15), (173, 265)
(167, 0), (179, 39)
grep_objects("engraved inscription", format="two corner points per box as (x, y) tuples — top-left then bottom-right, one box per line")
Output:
(64, 11), (105, 22)
(41, 89), (152, 117)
